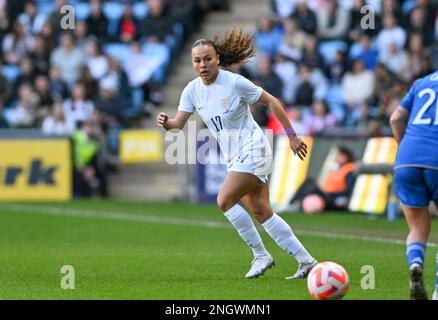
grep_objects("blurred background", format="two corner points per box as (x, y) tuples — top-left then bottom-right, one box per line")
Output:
(0, 0), (437, 219)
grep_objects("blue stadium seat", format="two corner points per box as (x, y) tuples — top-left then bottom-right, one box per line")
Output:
(1, 65), (21, 83)
(75, 2), (91, 21)
(142, 43), (170, 84)
(37, 1), (55, 15)
(103, 2), (124, 21)
(132, 2), (149, 20)
(319, 41), (348, 65)
(402, 0), (416, 14)
(104, 43), (132, 66)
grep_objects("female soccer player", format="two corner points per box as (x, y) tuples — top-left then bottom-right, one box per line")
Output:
(156, 29), (317, 279)
(390, 71), (438, 300)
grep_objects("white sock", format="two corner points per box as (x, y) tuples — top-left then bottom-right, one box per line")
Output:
(262, 213), (314, 264)
(224, 204), (270, 258)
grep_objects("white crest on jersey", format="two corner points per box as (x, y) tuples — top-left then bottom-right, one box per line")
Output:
(221, 97), (230, 110)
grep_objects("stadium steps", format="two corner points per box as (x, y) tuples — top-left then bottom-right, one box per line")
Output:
(108, 0), (268, 201)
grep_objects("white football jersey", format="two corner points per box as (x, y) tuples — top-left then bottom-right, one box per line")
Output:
(178, 69), (272, 176)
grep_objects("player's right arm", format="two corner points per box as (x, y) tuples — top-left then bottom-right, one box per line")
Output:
(390, 106), (410, 144)
(156, 111), (191, 130)
(157, 83), (194, 130)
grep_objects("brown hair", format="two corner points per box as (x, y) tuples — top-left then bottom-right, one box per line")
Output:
(192, 27), (256, 68)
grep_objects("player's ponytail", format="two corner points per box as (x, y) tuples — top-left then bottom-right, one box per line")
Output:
(192, 27), (256, 68)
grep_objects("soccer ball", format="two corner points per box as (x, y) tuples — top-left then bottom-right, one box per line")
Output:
(307, 261), (349, 300)
(302, 194), (325, 214)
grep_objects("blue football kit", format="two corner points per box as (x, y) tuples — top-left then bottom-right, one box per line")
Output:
(394, 71), (438, 207)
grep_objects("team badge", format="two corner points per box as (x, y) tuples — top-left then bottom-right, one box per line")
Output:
(221, 97), (230, 109)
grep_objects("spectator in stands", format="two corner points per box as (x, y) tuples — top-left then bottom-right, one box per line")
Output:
(86, 0), (109, 42)
(380, 0), (402, 23)
(254, 55), (283, 103)
(295, 63), (315, 107)
(50, 32), (86, 88)
(290, 145), (357, 211)
(140, 0), (175, 44)
(74, 21), (90, 52)
(40, 21), (56, 52)
(304, 100), (337, 135)
(4, 82), (38, 128)
(406, 6), (435, 47)
(2, 20), (34, 65)
(349, 33), (379, 71)
(0, 63), (12, 109)
(18, 0), (46, 36)
(171, 0), (202, 39)
(300, 34), (324, 69)
(63, 81), (95, 130)
(290, 0), (317, 34)
(95, 76), (130, 154)
(125, 41), (159, 117)
(290, 108), (310, 136)
(30, 35), (50, 75)
(14, 56), (35, 95)
(0, 0), (10, 46)
(78, 66), (98, 101)
(324, 50), (347, 84)
(254, 13), (283, 57)
(95, 75), (131, 124)
(375, 14), (406, 60)
(48, 65), (68, 99)
(116, 3), (139, 43)
(41, 100), (74, 136)
(378, 42), (409, 81)
(0, 112), (8, 128)
(297, 62), (329, 105)
(342, 59), (374, 126)
(34, 74), (55, 123)
(48, 0), (66, 34)
(106, 56), (131, 101)
(85, 40), (109, 81)
(251, 56), (283, 128)
(5, 0), (26, 24)
(273, 53), (299, 106)
(371, 63), (397, 108)
(72, 120), (107, 198)
(316, 0), (351, 42)
(278, 17), (307, 62)
(405, 33), (429, 82)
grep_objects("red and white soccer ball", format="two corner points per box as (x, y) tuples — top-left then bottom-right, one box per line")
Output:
(307, 261), (349, 300)
(302, 194), (325, 214)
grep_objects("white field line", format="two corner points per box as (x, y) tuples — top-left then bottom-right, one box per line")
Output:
(0, 204), (437, 248)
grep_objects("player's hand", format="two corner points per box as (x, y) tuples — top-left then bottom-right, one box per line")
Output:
(157, 112), (169, 128)
(290, 136), (307, 161)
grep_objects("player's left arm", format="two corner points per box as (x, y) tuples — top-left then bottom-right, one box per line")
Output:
(258, 90), (307, 160)
(390, 106), (410, 144)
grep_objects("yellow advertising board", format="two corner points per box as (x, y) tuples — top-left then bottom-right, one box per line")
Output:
(119, 130), (163, 164)
(0, 139), (71, 201)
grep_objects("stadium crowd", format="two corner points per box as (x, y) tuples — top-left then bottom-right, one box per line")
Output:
(243, 0), (438, 137)
(0, 0), (228, 196)
(1, 0), (437, 197)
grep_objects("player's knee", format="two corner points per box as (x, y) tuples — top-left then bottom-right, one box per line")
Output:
(251, 205), (273, 222)
(217, 194), (236, 213)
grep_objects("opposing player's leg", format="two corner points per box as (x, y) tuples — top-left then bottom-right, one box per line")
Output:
(394, 167), (433, 300)
(241, 183), (317, 280)
(403, 206), (430, 300)
(217, 172), (272, 278)
(434, 202), (438, 300)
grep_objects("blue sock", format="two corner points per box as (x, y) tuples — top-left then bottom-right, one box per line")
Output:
(406, 242), (426, 268)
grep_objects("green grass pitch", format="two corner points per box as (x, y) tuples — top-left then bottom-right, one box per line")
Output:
(0, 200), (437, 300)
